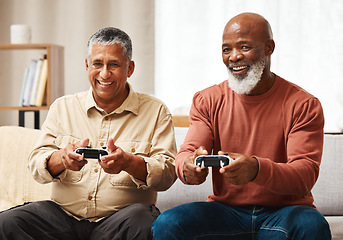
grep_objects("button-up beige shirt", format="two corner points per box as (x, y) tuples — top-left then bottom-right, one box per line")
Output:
(28, 84), (177, 221)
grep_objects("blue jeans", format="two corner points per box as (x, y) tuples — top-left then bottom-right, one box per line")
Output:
(152, 202), (331, 240)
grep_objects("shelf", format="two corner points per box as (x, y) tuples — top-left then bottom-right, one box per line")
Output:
(173, 115), (190, 127)
(0, 43), (57, 50)
(0, 43), (64, 109)
(0, 43), (64, 128)
(0, 106), (49, 111)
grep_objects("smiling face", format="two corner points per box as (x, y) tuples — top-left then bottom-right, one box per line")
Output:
(222, 13), (275, 95)
(226, 59), (265, 95)
(86, 43), (134, 113)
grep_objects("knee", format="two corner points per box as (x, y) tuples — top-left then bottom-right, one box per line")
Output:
(152, 210), (171, 231)
(154, 205), (187, 226)
(301, 210), (330, 234)
(0, 202), (52, 231)
(0, 208), (25, 234)
(295, 207), (328, 227)
(125, 204), (159, 226)
(152, 211), (174, 239)
(289, 206), (331, 238)
(0, 208), (20, 224)
(112, 204), (159, 239)
(152, 205), (189, 237)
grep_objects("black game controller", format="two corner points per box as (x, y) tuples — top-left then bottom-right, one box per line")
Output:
(195, 154), (234, 169)
(75, 147), (109, 160)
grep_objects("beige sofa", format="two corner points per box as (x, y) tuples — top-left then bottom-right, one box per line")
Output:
(0, 126), (343, 239)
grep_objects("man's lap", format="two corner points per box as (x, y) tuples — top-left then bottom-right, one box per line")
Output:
(0, 200), (159, 240)
(0, 201), (78, 239)
(152, 201), (331, 240)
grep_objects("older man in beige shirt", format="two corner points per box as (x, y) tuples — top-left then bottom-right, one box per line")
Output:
(0, 27), (176, 240)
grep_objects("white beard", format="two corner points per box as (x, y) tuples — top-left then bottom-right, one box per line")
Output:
(227, 60), (265, 95)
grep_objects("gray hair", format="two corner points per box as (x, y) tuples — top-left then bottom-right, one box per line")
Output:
(86, 27), (132, 62)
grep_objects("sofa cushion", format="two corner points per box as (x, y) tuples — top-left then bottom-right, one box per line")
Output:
(0, 126), (50, 211)
(312, 134), (343, 216)
(156, 175), (212, 213)
(325, 216), (343, 240)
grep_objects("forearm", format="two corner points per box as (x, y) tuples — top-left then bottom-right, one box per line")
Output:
(175, 151), (192, 183)
(47, 150), (66, 178)
(253, 156), (319, 195)
(125, 154), (148, 182)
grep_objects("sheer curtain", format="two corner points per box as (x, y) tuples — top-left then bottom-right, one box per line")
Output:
(155, 0), (343, 132)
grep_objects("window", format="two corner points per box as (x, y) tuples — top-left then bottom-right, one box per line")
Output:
(155, 0), (343, 132)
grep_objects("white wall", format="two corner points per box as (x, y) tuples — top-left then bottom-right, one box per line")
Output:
(155, 0), (343, 132)
(0, 0), (154, 128)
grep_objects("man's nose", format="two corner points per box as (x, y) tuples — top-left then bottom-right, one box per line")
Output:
(229, 49), (243, 62)
(100, 66), (111, 79)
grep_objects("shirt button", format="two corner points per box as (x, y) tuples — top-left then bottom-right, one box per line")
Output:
(94, 169), (98, 173)
(88, 196), (92, 200)
(104, 116), (109, 121)
(131, 148), (136, 153)
(100, 142), (105, 147)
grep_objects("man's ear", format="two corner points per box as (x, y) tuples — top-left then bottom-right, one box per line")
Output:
(85, 58), (89, 70)
(265, 39), (275, 56)
(127, 60), (135, 78)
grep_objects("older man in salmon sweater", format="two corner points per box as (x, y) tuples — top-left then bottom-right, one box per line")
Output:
(152, 12), (331, 240)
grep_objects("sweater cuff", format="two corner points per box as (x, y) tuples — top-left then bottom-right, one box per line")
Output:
(250, 156), (271, 185)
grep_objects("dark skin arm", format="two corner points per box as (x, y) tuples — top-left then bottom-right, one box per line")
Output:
(218, 151), (259, 185)
(182, 147), (259, 185)
(182, 147), (209, 185)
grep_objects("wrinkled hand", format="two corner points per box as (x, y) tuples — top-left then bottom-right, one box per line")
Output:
(218, 151), (259, 185)
(98, 138), (134, 175)
(182, 146), (209, 185)
(61, 138), (90, 171)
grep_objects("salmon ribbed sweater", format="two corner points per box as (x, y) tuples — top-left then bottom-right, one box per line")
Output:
(176, 75), (324, 208)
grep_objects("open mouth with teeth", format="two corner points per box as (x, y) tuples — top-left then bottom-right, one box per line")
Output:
(97, 80), (115, 86)
(230, 65), (249, 75)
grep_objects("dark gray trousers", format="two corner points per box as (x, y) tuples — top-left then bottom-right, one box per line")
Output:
(0, 200), (160, 240)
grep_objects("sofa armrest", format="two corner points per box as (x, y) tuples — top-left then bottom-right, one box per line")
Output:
(0, 126), (51, 211)
(312, 133), (343, 216)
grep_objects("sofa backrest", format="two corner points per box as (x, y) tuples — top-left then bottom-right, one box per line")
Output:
(1, 126), (342, 216)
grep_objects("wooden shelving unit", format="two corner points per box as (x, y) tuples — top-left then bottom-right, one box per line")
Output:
(0, 43), (64, 128)
(173, 115), (190, 127)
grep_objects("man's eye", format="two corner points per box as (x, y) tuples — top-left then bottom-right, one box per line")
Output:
(93, 62), (102, 68)
(222, 48), (231, 53)
(109, 63), (119, 68)
(242, 46), (251, 50)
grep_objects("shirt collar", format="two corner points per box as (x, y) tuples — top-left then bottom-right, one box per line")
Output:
(85, 83), (139, 116)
